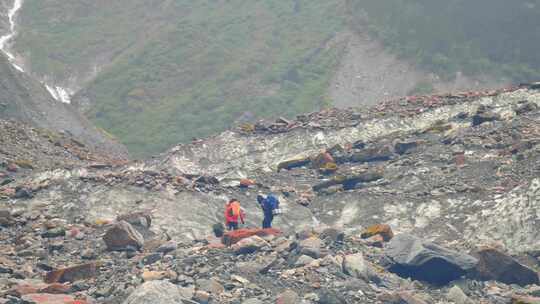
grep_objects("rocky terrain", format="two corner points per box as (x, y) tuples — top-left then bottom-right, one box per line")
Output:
(1, 83), (540, 303)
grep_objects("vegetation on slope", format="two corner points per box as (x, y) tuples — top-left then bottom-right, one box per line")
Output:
(349, 0), (540, 82)
(14, 0), (540, 157)
(17, 0), (346, 157)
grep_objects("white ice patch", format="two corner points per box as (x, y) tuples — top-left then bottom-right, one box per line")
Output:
(44, 84), (72, 104)
(1, 0), (73, 103)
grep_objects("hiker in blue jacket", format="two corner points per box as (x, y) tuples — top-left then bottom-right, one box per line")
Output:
(257, 194), (280, 228)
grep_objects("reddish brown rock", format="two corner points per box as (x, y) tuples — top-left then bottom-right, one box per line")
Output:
(21, 294), (90, 304)
(311, 152), (335, 169)
(222, 228), (282, 246)
(8, 282), (70, 296)
(44, 263), (97, 284)
(361, 224), (394, 242)
(239, 179), (256, 188)
(103, 221), (144, 251)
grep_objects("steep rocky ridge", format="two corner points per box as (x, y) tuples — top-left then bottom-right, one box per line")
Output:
(0, 55), (128, 159)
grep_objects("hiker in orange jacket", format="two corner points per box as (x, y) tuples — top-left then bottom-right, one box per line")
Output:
(225, 199), (245, 231)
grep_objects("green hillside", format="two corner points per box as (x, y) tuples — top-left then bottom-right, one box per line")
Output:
(350, 0), (540, 81)
(17, 0), (347, 156)
(14, 0), (540, 157)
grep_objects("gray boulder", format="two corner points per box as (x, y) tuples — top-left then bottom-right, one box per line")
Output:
(385, 234), (478, 285)
(123, 280), (193, 304)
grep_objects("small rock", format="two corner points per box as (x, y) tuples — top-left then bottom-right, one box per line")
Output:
(296, 237), (323, 259)
(141, 253), (162, 265)
(361, 224), (394, 242)
(197, 278), (224, 295)
(41, 227), (66, 238)
(156, 241), (177, 254)
(377, 291), (429, 304)
(447, 286), (473, 304)
(141, 271), (174, 282)
(343, 253), (376, 282)
(243, 298), (263, 304)
(103, 221), (144, 251)
(45, 262), (97, 284)
(276, 289), (299, 304)
(294, 255), (315, 267)
(193, 290), (211, 304)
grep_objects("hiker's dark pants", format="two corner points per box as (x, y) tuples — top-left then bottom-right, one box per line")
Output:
(227, 222), (238, 230)
(262, 211), (274, 229)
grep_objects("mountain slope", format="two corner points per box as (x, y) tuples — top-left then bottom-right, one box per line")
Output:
(0, 54), (128, 158)
(15, 0), (347, 156)
(10, 0), (540, 158)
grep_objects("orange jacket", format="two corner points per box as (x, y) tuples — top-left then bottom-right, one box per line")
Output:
(225, 201), (245, 224)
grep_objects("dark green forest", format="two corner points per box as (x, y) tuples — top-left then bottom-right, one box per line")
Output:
(350, 0), (540, 82)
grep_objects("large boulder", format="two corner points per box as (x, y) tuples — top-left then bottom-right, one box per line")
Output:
(385, 234), (478, 285)
(103, 221), (144, 251)
(123, 281), (193, 304)
(473, 247), (539, 286)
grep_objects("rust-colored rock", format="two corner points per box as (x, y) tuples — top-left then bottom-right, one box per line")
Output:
(311, 152), (335, 169)
(239, 179), (256, 188)
(45, 263), (97, 284)
(21, 293), (90, 304)
(8, 282), (71, 296)
(103, 220), (144, 251)
(222, 228), (282, 246)
(361, 224), (394, 242)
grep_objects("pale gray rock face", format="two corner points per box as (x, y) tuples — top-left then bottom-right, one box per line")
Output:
(123, 281), (192, 304)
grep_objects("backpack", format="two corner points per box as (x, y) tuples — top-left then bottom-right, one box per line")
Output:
(266, 195), (279, 210)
